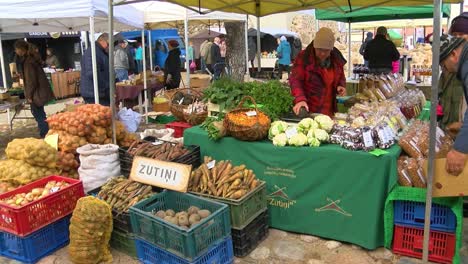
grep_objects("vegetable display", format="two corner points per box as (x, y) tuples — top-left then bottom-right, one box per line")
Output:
(46, 104), (137, 178)
(202, 78), (293, 120)
(268, 115), (333, 147)
(201, 117), (226, 141)
(189, 157), (260, 200)
(5, 138), (57, 169)
(69, 196), (113, 264)
(153, 206), (212, 230)
(126, 140), (190, 161)
(96, 177), (156, 214)
(1, 180), (69, 207)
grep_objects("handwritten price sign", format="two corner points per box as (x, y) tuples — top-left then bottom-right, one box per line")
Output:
(130, 156), (192, 192)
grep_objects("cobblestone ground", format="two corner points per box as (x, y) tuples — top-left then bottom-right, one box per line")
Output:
(0, 100), (466, 264)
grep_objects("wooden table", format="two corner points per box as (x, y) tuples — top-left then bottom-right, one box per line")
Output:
(50, 71), (80, 99)
(0, 100), (34, 131)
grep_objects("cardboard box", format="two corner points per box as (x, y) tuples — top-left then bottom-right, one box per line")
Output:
(424, 158), (468, 197)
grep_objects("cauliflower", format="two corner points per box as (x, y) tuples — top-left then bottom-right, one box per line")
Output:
(315, 115), (334, 133)
(272, 133), (288, 147)
(268, 121), (289, 140)
(297, 118), (319, 134)
(313, 129), (329, 142)
(288, 133), (308, 147)
(308, 137), (321, 147)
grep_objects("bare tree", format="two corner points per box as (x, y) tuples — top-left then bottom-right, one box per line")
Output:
(225, 21), (246, 82)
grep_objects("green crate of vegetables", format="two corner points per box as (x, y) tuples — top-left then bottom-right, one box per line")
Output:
(129, 191), (231, 261)
(191, 181), (267, 229)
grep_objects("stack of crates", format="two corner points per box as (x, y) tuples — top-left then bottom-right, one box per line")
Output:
(392, 200), (457, 264)
(192, 181), (269, 257)
(0, 176), (84, 263)
(130, 190), (233, 264)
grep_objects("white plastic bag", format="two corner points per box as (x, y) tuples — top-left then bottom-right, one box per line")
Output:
(77, 144), (121, 192)
(118, 107), (141, 133)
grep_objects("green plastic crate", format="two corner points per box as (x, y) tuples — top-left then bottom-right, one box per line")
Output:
(191, 181), (267, 229)
(110, 229), (137, 258)
(129, 191), (231, 261)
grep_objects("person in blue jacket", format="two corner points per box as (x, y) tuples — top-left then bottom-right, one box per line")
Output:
(80, 33), (110, 106)
(439, 36), (468, 176)
(276, 36), (292, 80)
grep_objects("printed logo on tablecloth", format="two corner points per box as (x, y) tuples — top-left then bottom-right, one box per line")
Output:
(315, 198), (352, 217)
(267, 185), (297, 209)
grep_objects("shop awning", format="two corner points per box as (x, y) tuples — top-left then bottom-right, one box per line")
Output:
(315, 5), (451, 23)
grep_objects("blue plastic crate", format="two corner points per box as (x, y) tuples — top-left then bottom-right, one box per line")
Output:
(0, 215), (70, 264)
(136, 235), (234, 264)
(394, 200), (456, 233)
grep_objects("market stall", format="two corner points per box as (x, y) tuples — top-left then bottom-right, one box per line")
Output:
(184, 126), (400, 249)
(49, 71), (81, 99)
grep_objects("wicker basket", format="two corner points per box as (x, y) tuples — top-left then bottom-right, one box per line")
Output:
(153, 91), (171, 112)
(224, 96), (271, 141)
(170, 88), (202, 122)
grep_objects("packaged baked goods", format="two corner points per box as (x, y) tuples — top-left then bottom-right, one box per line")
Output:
(397, 157), (413, 187)
(407, 158), (426, 188)
(361, 126), (376, 152)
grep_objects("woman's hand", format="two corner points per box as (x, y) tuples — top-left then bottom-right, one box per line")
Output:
(337, 86), (346, 96)
(293, 101), (309, 115)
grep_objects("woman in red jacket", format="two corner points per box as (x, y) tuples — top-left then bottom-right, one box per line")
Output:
(289, 27), (347, 117)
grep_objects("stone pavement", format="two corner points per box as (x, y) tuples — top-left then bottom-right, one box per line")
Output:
(0, 100), (466, 264)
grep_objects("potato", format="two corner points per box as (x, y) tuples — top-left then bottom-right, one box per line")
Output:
(168, 217), (179, 226)
(178, 215), (189, 227)
(187, 206), (200, 215)
(175, 211), (188, 218)
(164, 216), (173, 222)
(189, 214), (201, 225)
(180, 225), (189, 231)
(198, 210), (211, 219)
(155, 210), (166, 219)
(165, 209), (175, 217)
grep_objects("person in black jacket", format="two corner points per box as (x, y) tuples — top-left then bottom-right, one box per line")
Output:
(364, 27), (400, 74)
(80, 33), (110, 106)
(359, 32), (373, 67)
(211, 37), (223, 80)
(164, 40), (181, 90)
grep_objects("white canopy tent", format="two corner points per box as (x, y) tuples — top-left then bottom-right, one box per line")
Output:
(132, 1), (247, 88)
(0, 0), (143, 103)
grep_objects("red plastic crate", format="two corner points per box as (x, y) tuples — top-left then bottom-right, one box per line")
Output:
(0, 175), (84, 237)
(393, 225), (456, 264)
(165, 121), (192, 138)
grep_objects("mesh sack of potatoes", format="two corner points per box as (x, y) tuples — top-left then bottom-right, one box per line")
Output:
(69, 196), (113, 264)
(5, 138), (57, 169)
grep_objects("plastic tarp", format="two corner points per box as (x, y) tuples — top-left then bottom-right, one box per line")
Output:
(121, 0), (462, 17)
(315, 5), (451, 23)
(0, 0), (143, 32)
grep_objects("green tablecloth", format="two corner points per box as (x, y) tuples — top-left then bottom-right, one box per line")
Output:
(184, 126), (401, 249)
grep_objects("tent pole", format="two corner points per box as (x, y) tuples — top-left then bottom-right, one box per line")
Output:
(84, 31), (89, 50)
(149, 28), (153, 71)
(245, 15), (249, 77)
(184, 9), (190, 88)
(108, 1), (116, 144)
(0, 34), (8, 88)
(89, 16), (99, 104)
(256, 16), (261, 72)
(348, 21), (352, 77)
(422, 0), (442, 261)
(142, 30), (148, 124)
